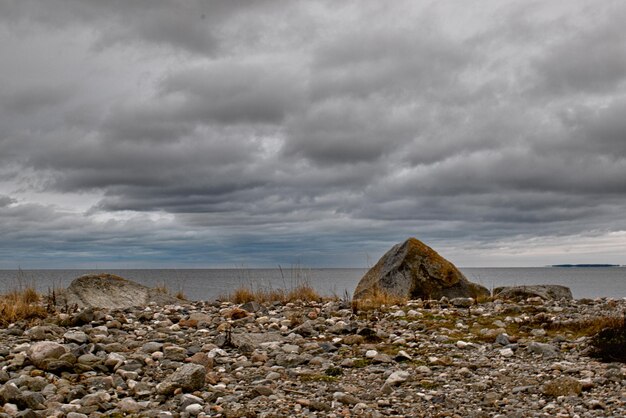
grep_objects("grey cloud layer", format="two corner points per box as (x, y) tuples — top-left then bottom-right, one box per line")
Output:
(1, 0), (626, 267)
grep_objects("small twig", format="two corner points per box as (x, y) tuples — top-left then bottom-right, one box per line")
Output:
(281, 388), (308, 396)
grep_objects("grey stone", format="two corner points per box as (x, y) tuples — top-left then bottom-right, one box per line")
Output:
(250, 385), (274, 397)
(163, 345), (187, 361)
(275, 354), (307, 367)
(495, 333), (510, 346)
(157, 364), (206, 395)
(24, 325), (64, 341)
(527, 342), (560, 358)
(333, 392), (359, 405)
(451, 297), (475, 308)
(385, 370), (410, 386)
(493, 285), (573, 301)
(353, 238), (489, 300)
(26, 342), (67, 370)
(180, 394), (203, 409)
(71, 308), (96, 326)
(57, 273), (179, 309)
(141, 342), (163, 353)
(292, 320), (315, 336)
(63, 331), (89, 344)
(118, 398), (143, 413)
(0, 383), (21, 404)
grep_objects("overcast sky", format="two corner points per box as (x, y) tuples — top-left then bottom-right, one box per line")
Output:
(1, 0), (626, 269)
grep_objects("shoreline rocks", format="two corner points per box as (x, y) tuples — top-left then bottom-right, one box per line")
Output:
(494, 285), (574, 301)
(1, 295), (625, 416)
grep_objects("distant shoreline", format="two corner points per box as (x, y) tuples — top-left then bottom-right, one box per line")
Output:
(550, 264), (622, 268)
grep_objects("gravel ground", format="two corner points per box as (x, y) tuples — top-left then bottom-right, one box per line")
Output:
(0, 295), (625, 417)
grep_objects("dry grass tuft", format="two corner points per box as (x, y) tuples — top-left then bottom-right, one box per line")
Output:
(230, 287), (256, 304)
(352, 286), (407, 312)
(475, 293), (494, 304)
(287, 283), (320, 302)
(545, 315), (625, 337)
(226, 283), (322, 304)
(153, 282), (187, 301)
(587, 314), (626, 362)
(0, 287), (47, 326)
(153, 283), (169, 294)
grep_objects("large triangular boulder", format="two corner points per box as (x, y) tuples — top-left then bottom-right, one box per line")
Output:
(57, 273), (179, 309)
(353, 238), (489, 300)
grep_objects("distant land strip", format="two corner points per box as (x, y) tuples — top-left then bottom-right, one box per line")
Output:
(551, 264), (621, 268)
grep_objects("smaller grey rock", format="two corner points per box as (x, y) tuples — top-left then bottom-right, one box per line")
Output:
(528, 342), (559, 358)
(493, 285), (573, 301)
(63, 331), (89, 344)
(292, 321), (315, 336)
(495, 333), (510, 346)
(26, 342), (67, 370)
(157, 364), (206, 395)
(450, 297), (474, 308)
(531, 328), (546, 337)
(385, 370), (410, 386)
(66, 413), (89, 418)
(266, 372), (281, 381)
(333, 392), (359, 405)
(164, 345), (187, 361)
(180, 394), (203, 409)
(141, 342), (163, 353)
(250, 385), (273, 397)
(118, 398), (143, 413)
(0, 383), (21, 404)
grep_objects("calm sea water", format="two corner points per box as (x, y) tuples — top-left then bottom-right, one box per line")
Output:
(1, 267), (625, 301)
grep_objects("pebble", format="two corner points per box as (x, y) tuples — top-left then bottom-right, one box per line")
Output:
(500, 348), (514, 357)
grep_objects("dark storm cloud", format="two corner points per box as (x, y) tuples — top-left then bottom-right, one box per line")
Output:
(158, 61), (306, 125)
(1, 0), (626, 267)
(563, 100), (626, 158)
(0, 0), (285, 54)
(0, 196), (16, 207)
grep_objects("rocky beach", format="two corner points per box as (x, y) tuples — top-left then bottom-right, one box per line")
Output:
(1, 291), (625, 417)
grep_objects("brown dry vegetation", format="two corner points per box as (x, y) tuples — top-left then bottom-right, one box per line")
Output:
(544, 315), (625, 337)
(154, 282), (187, 300)
(0, 287), (48, 326)
(351, 286), (407, 312)
(226, 283), (323, 304)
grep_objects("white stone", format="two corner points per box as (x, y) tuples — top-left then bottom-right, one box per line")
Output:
(365, 350), (378, 358)
(385, 370), (410, 386)
(456, 340), (471, 349)
(3, 403), (18, 415)
(500, 348), (514, 357)
(185, 404), (203, 416)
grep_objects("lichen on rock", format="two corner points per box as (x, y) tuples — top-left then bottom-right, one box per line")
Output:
(353, 238), (489, 300)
